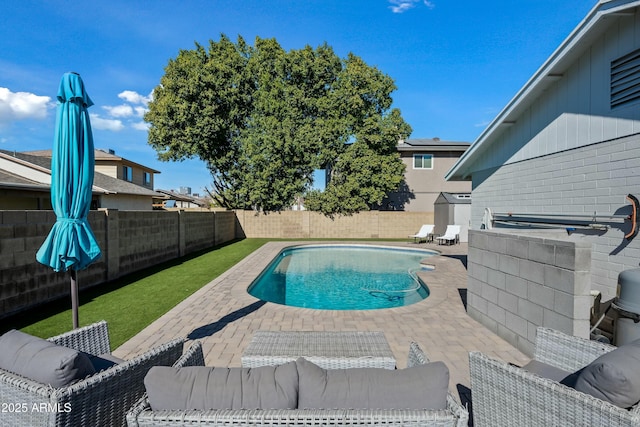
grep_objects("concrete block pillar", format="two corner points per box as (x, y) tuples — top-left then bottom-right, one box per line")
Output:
(302, 211), (310, 238)
(101, 209), (120, 281)
(178, 210), (186, 257)
(211, 212), (219, 246)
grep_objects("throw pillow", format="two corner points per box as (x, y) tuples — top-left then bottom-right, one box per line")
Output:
(0, 329), (95, 388)
(561, 338), (640, 408)
(296, 357), (449, 410)
(144, 361), (299, 410)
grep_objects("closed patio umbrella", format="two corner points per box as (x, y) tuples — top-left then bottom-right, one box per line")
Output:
(36, 72), (101, 329)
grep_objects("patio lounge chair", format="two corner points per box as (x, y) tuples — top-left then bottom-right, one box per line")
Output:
(435, 225), (460, 245)
(470, 327), (640, 426)
(127, 341), (469, 427)
(0, 320), (184, 427)
(409, 224), (435, 243)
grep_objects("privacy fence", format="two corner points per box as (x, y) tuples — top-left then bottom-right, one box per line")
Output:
(0, 209), (236, 319)
(234, 210), (432, 239)
(1, 209), (432, 319)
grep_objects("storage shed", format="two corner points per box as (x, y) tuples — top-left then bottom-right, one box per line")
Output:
(434, 192), (471, 242)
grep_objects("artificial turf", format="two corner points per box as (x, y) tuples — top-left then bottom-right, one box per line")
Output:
(4, 238), (270, 349)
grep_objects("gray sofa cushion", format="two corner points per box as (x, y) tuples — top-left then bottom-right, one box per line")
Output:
(296, 357), (449, 410)
(0, 329), (95, 388)
(144, 362), (299, 410)
(562, 338), (640, 408)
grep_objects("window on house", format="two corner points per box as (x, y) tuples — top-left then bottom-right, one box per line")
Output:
(123, 166), (132, 181)
(143, 172), (151, 186)
(413, 154), (433, 169)
(611, 48), (640, 109)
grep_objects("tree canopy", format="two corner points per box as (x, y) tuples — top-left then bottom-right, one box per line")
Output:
(145, 35), (411, 214)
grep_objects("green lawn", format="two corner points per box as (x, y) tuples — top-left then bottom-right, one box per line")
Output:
(4, 238), (270, 349)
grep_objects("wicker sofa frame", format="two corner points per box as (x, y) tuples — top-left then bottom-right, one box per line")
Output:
(0, 320), (184, 427)
(470, 326), (640, 426)
(127, 340), (469, 427)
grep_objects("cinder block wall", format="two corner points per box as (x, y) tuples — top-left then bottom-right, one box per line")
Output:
(0, 210), (107, 318)
(215, 210), (236, 244)
(118, 211), (181, 276)
(467, 229), (592, 356)
(234, 210), (435, 239)
(182, 211), (215, 254)
(0, 209), (237, 319)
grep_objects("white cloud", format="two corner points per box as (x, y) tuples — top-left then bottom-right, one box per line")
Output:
(103, 104), (135, 118)
(134, 106), (147, 117)
(90, 114), (125, 131)
(118, 90), (151, 106)
(131, 121), (150, 131)
(389, 1), (414, 13)
(389, 0), (434, 13)
(0, 87), (51, 124)
(97, 90), (150, 131)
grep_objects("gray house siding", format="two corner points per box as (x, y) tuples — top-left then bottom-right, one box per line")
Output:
(471, 13), (640, 177)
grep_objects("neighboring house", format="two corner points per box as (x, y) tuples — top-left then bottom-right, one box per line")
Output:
(383, 138), (471, 212)
(153, 189), (209, 209)
(26, 148), (159, 190)
(446, 0), (640, 299)
(0, 150), (162, 210)
(0, 156), (53, 210)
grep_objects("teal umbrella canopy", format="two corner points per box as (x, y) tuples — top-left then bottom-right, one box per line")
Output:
(36, 73), (101, 327)
(37, 72), (101, 271)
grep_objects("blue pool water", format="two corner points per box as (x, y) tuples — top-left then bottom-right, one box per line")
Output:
(248, 245), (436, 310)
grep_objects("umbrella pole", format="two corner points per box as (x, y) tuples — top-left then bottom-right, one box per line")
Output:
(70, 270), (79, 329)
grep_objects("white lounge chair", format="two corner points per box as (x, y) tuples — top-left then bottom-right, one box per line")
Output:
(436, 225), (460, 245)
(408, 224), (434, 243)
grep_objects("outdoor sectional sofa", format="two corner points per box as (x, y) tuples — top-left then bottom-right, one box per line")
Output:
(127, 340), (469, 427)
(0, 321), (184, 427)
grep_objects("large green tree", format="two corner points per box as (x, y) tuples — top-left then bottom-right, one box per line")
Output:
(145, 35), (411, 213)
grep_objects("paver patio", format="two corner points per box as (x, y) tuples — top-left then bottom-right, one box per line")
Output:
(114, 240), (530, 402)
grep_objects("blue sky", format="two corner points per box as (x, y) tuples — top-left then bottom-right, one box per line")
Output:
(0, 0), (594, 194)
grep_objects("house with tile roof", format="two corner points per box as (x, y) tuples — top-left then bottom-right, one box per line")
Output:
(382, 138), (471, 212)
(0, 150), (162, 210)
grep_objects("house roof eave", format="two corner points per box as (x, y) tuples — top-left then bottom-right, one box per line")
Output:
(445, 0), (640, 182)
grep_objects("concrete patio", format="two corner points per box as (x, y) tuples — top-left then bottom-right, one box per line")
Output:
(114, 240), (530, 403)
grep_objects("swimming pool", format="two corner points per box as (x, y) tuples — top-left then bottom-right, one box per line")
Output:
(247, 245), (436, 310)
